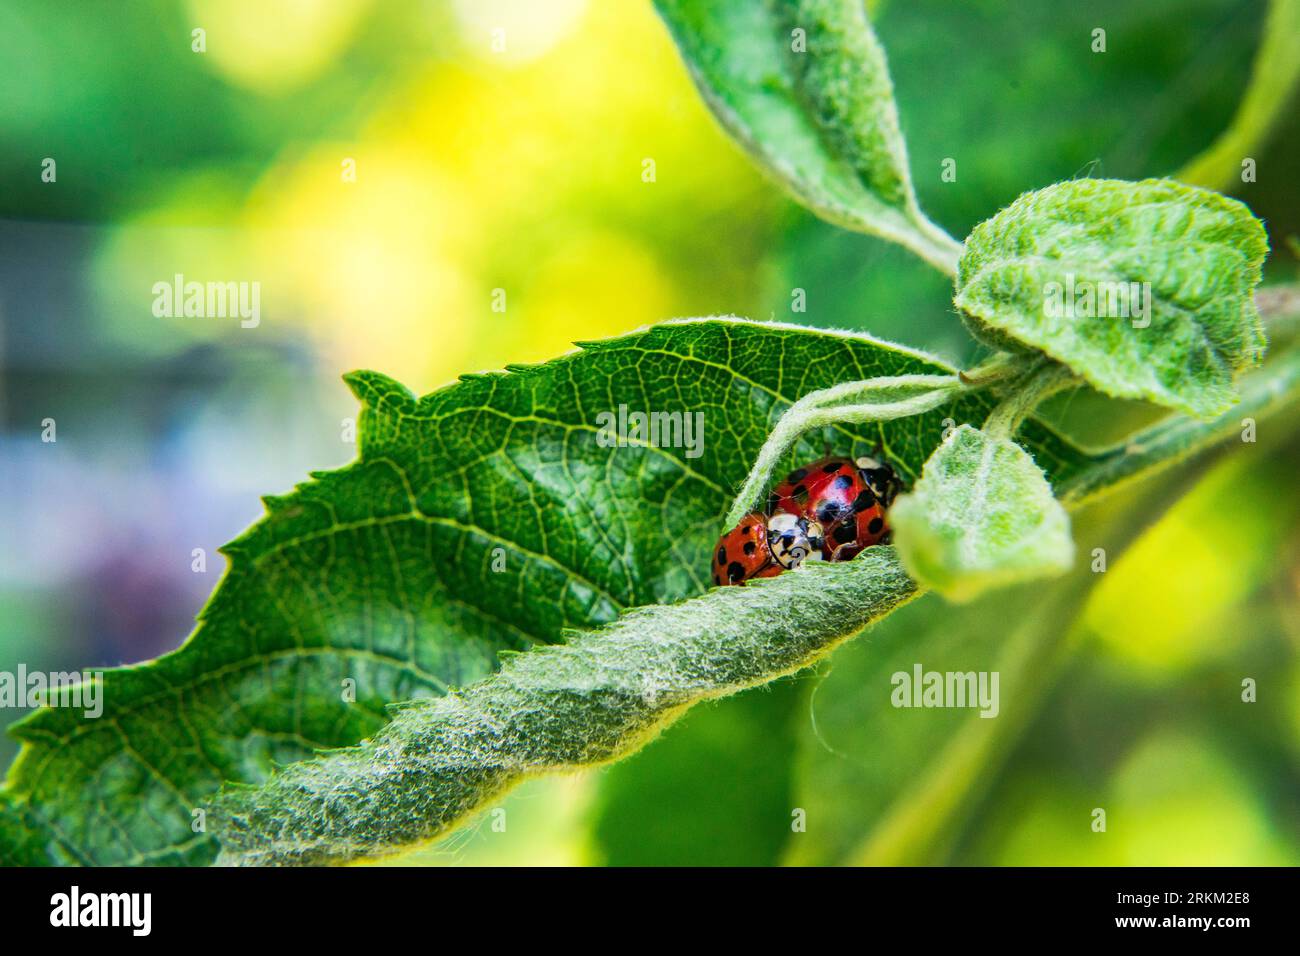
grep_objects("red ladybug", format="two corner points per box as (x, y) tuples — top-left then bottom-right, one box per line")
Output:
(712, 511), (825, 586)
(768, 455), (902, 561)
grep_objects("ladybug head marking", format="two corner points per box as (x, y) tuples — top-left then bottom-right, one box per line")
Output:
(766, 512), (824, 570)
(855, 455), (902, 508)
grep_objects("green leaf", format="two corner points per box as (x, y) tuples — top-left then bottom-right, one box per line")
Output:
(188, 332), (1300, 863)
(890, 425), (1074, 602)
(11, 316), (1296, 867)
(955, 178), (1269, 419)
(768, 0), (1269, 355)
(880, 0), (1265, 232)
(652, 0), (962, 273)
(0, 318), (1090, 866)
(210, 339), (1300, 865)
(211, 339), (1300, 865)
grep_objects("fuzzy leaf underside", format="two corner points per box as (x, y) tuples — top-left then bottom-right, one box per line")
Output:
(652, 0), (955, 268)
(213, 550), (918, 865)
(0, 319), (1089, 867)
(955, 178), (1268, 418)
(890, 425), (1074, 602)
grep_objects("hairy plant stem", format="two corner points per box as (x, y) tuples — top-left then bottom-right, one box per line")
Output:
(903, 210), (965, 278)
(982, 362), (1079, 441)
(958, 351), (1030, 386)
(723, 380), (957, 528)
(723, 354), (1036, 529)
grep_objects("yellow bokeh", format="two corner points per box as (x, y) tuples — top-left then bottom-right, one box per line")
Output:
(448, 0), (589, 66)
(245, 146), (481, 388)
(97, 0), (769, 392)
(1108, 731), (1291, 865)
(990, 731), (1291, 865)
(374, 773), (597, 867)
(1083, 454), (1293, 678)
(186, 0), (375, 93)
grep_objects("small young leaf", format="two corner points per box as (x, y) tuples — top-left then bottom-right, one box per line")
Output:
(955, 178), (1269, 419)
(653, 0), (961, 273)
(890, 425), (1074, 602)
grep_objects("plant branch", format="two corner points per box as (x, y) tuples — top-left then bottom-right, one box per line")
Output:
(901, 210), (965, 278)
(724, 374), (964, 527)
(983, 362), (1079, 440)
(1058, 343), (1300, 506)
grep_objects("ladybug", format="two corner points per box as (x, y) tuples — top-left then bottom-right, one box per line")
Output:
(767, 511), (826, 570)
(712, 511), (825, 586)
(768, 455), (903, 561)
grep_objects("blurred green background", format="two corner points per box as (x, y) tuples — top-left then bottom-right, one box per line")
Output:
(1, 0), (1296, 865)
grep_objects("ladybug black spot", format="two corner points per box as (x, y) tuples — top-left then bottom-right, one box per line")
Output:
(742, 524), (753, 534)
(793, 484), (808, 501)
(832, 474), (853, 490)
(817, 502), (843, 525)
(787, 468), (808, 483)
(833, 523), (857, 545)
(727, 561), (746, 583)
(852, 489), (876, 512)
(717, 546), (727, 566)
(822, 461), (841, 474)
(743, 541), (757, 555)
(868, 516), (884, 535)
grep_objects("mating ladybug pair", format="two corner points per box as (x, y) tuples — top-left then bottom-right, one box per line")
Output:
(712, 455), (903, 586)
